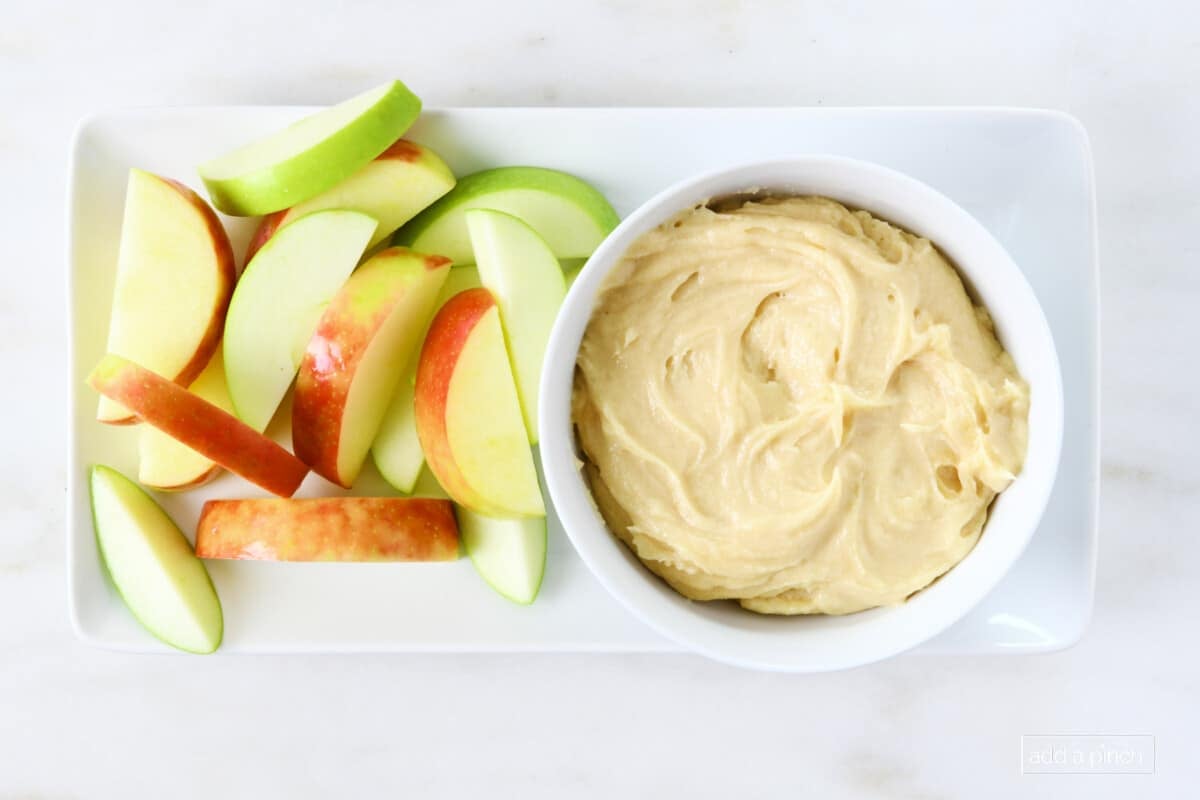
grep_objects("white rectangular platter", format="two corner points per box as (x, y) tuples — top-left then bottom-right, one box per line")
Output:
(68, 107), (1098, 654)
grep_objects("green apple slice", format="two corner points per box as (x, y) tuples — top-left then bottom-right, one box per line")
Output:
(224, 209), (377, 431)
(89, 465), (223, 653)
(394, 166), (619, 265)
(466, 209), (565, 443)
(457, 504), (547, 605)
(198, 80), (422, 216)
(372, 266), (481, 493)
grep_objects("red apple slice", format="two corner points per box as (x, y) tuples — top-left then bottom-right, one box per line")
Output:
(88, 355), (308, 497)
(292, 248), (451, 488)
(99, 169), (235, 424)
(414, 288), (545, 518)
(244, 139), (455, 262)
(195, 497), (459, 562)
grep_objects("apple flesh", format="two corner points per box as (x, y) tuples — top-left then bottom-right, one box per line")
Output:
(195, 497), (459, 562)
(394, 166), (619, 265)
(89, 465), (223, 653)
(244, 139), (455, 263)
(292, 248), (450, 488)
(138, 348), (234, 491)
(199, 80), (422, 216)
(88, 355), (309, 497)
(457, 505), (547, 604)
(414, 288), (544, 518)
(224, 209), (377, 432)
(467, 209), (566, 443)
(99, 168), (235, 424)
(372, 266), (481, 493)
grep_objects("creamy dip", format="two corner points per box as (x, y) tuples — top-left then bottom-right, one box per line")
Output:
(572, 196), (1030, 615)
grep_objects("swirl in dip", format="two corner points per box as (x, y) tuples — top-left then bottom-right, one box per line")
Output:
(572, 196), (1030, 615)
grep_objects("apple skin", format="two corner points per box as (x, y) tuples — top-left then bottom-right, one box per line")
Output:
(88, 354), (308, 497)
(414, 288), (544, 518)
(243, 139), (455, 263)
(100, 170), (235, 424)
(195, 497), (459, 562)
(292, 248), (451, 488)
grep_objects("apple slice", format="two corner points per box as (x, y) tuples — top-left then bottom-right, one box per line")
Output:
(88, 355), (308, 497)
(138, 348), (234, 491)
(414, 288), (544, 518)
(198, 80), (422, 216)
(195, 497), (459, 562)
(372, 266), (482, 493)
(467, 209), (566, 443)
(292, 248), (450, 488)
(224, 209), (377, 432)
(394, 166), (619, 265)
(89, 465), (223, 653)
(244, 139), (456, 262)
(457, 505), (547, 605)
(98, 169), (235, 424)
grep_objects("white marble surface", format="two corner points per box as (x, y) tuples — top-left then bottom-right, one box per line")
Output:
(3, 0), (1196, 796)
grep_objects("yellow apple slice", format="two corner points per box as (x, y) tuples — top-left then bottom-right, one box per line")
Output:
(195, 497), (460, 562)
(414, 288), (544, 518)
(98, 169), (235, 424)
(244, 139), (455, 262)
(89, 465), (222, 654)
(198, 80), (422, 216)
(224, 209), (377, 432)
(372, 266), (481, 493)
(467, 209), (566, 443)
(137, 349), (234, 491)
(292, 248), (450, 488)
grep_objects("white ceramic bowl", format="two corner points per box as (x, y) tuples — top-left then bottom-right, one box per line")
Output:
(539, 156), (1064, 672)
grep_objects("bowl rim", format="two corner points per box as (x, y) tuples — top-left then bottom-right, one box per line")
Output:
(539, 155), (1065, 672)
